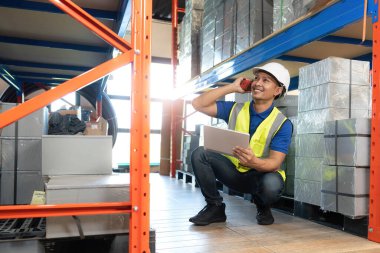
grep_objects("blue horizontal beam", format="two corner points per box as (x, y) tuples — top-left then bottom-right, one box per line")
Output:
(0, 65), (21, 91)
(289, 76), (299, 91)
(186, 0), (366, 94)
(12, 71), (74, 80)
(18, 78), (62, 85)
(277, 55), (318, 63)
(0, 0), (116, 20)
(116, 0), (131, 37)
(0, 36), (109, 53)
(319, 35), (372, 47)
(0, 59), (91, 72)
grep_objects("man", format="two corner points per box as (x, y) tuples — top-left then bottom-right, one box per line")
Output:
(189, 62), (293, 226)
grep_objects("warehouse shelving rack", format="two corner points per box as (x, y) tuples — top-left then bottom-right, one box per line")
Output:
(173, 0), (380, 242)
(0, 0), (151, 252)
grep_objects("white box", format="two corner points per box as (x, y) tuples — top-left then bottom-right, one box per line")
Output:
(45, 174), (130, 238)
(42, 135), (112, 175)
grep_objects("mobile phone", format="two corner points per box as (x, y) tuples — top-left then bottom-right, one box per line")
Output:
(240, 79), (252, 92)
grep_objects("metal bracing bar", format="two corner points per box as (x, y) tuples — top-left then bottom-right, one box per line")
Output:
(0, 51), (134, 129)
(49, 0), (132, 53)
(369, 0), (380, 243)
(0, 202), (132, 219)
(13, 71), (74, 80)
(129, 0), (151, 251)
(0, 65), (21, 91)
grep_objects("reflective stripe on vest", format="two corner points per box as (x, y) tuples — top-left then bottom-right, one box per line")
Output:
(225, 102), (287, 181)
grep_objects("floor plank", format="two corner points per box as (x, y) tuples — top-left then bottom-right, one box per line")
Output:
(150, 173), (380, 253)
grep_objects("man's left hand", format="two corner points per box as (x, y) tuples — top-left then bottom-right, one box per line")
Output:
(232, 146), (257, 168)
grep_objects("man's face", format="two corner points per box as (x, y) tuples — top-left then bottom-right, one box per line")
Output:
(251, 71), (283, 101)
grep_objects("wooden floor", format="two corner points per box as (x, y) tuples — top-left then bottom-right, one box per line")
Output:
(150, 173), (380, 253)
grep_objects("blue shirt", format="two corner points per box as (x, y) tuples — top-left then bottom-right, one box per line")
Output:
(216, 101), (293, 154)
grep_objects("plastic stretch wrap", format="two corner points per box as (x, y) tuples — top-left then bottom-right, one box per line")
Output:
(178, 6), (203, 83)
(222, 0), (235, 61)
(299, 57), (370, 89)
(296, 134), (324, 158)
(298, 83), (370, 112)
(297, 108), (370, 134)
(200, 0), (216, 72)
(285, 176), (295, 196)
(324, 118), (371, 167)
(295, 157), (323, 181)
(186, 0), (204, 10)
(288, 116), (297, 135)
(321, 165), (336, 192)
(273, 0), (296, 32)
(321, 193), (336, 212)
(201, 0), (273, 72)
(274, 0), (324, 31)
(295, 178), (321, 206)
(236, 0), (250, 53)
(288, 136), (296, 156)
(213, 1), (224, 65)
(281, 154), (295, 176)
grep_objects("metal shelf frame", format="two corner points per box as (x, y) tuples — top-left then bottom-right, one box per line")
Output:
(173, 0), (380, 243)
(0, 0), (151, 252)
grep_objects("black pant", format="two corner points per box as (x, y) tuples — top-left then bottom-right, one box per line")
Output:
(191, 146), (284, 207)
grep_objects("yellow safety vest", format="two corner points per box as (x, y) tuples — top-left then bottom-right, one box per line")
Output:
(224, 102), (287, 181)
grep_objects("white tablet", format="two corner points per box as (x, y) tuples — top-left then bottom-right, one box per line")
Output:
(203, 125), (250, 156)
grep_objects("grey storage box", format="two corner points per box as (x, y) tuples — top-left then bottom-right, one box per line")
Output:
(42, 135), (112, 175)
(45, 174), (130, 238)
(1, 137), (41, 171)
(338, 195), (368, 218)
(0, 103), (48, 138)
(0, 170), (44, 205)
(324, 118), (371, 167)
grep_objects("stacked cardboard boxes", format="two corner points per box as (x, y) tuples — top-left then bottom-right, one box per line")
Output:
(322, 119), (370, 218)
(295, 57), (370, 207)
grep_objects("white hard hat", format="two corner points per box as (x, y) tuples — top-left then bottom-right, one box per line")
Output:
(252, 62), (290, 91)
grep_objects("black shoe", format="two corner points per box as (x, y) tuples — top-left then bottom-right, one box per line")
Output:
(189, 203), (227, 226)
(256, 205), (274, 225)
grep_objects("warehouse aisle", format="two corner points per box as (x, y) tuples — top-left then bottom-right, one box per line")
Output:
(150, 173), (380, 253)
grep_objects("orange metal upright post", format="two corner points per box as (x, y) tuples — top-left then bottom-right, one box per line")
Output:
(170, 0), (185, 178)
(130, 0), (151, 252)
(170, 0), (179, 178)
(369, 0), (380, 243)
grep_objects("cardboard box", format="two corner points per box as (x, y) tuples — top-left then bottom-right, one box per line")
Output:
(84, 116), (108, 136)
